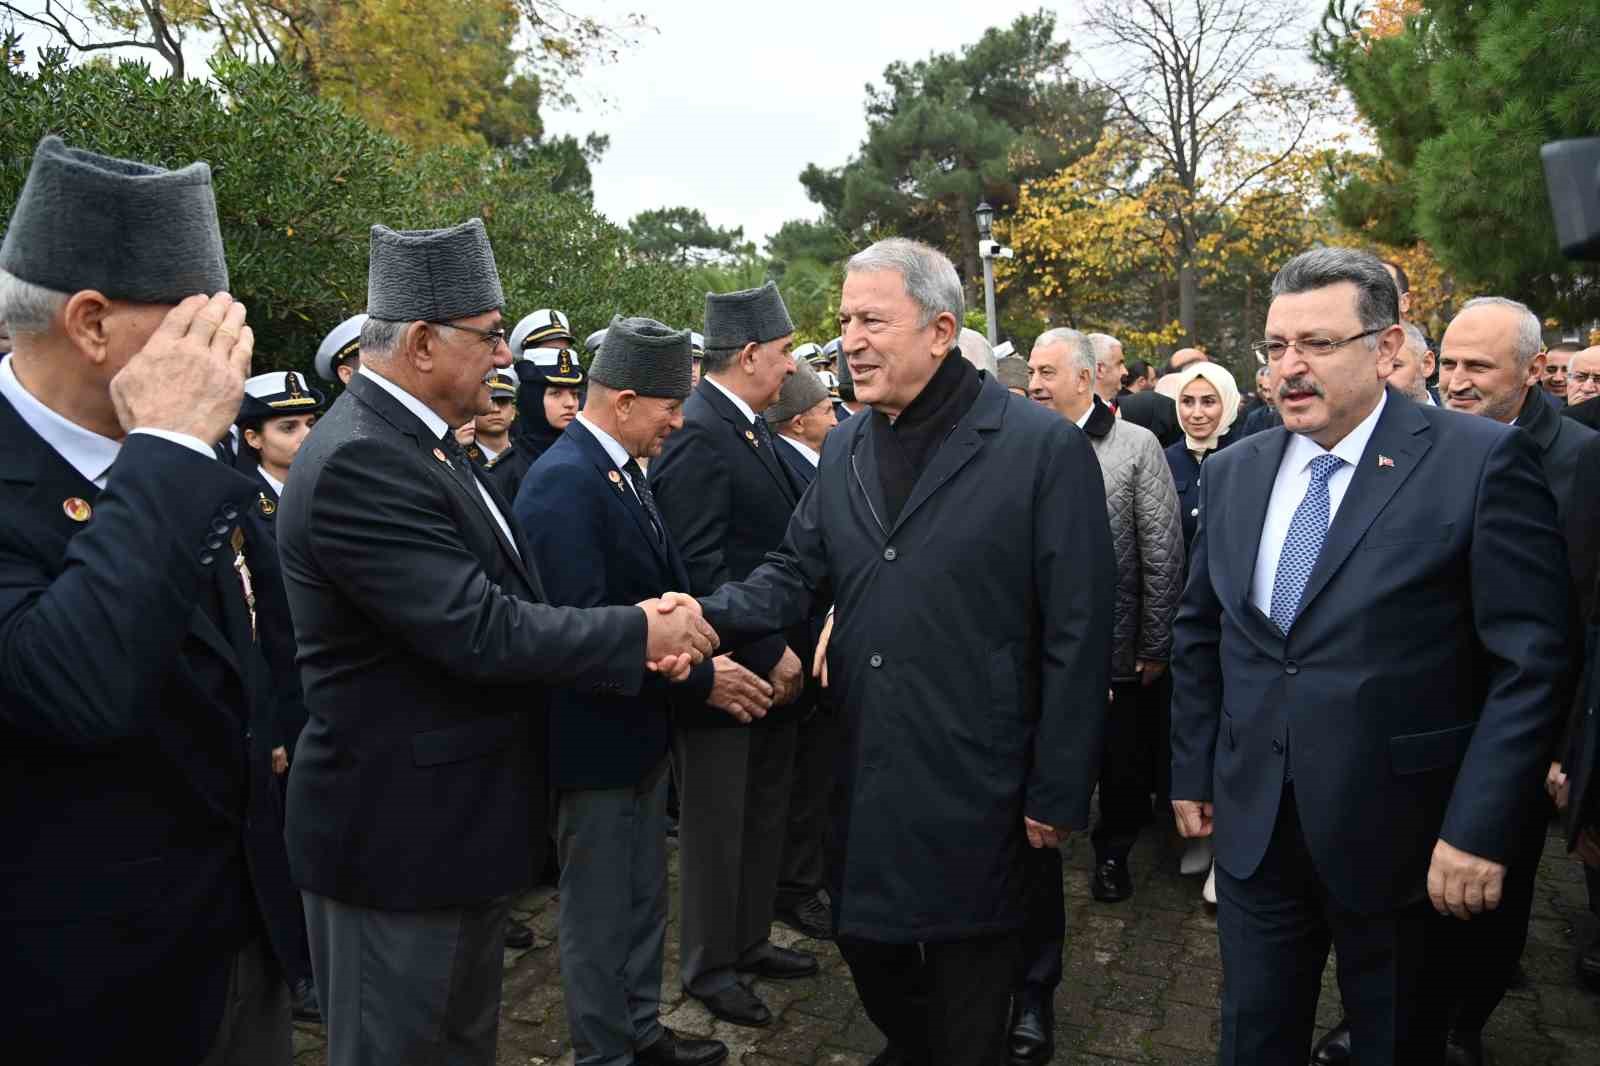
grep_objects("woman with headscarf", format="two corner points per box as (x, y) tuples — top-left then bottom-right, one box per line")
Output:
(1162, 360), (1241, 903)
(493, 344), (584, 501)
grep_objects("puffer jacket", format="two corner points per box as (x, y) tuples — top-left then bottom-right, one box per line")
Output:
(1081, 396), (1184, 680)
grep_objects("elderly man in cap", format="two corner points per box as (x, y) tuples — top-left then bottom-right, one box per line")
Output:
(649, 280), (819, 1027)
(695, 238), (1115, 1066)
(314, 313), (368, 386)
(516, 316), (775, 1066)
(276, 219), (721, 1066)
(767, 361), (837, 488)
(0, 136), (307, 1065)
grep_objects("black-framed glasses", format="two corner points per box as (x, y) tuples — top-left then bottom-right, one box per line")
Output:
(430, 321), (509, 351)
(1252, 327), (1388, 365)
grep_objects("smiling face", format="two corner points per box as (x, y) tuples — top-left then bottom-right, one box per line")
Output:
(418, 308), (511, 427)
(1028, 340), (1093, 423)
(838, 269), (959, 420)
(1543, 347), (1572, 397)
(1439, 303), (1541, 424)
(1264, 282), (1397, 448)
(618, 394), (685, 459)
(1178, 377), (1222, 441)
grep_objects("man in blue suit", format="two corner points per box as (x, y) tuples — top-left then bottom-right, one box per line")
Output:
(515, 316), (770, 1066)
(1170, 247), (1571, 1066)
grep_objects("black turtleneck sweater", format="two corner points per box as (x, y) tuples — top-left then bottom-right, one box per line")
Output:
(869, 350), (983, 525)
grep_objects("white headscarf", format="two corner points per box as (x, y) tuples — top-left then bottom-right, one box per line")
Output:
(1173, 362), (1241, 453)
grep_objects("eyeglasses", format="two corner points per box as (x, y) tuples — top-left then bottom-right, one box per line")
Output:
(1568, 371), (1600, 387)
(1252, 327), (1387, 365)
(431, 321), (509, 351)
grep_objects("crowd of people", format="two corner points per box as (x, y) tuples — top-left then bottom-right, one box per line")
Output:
(4, 134), (1600, 1066)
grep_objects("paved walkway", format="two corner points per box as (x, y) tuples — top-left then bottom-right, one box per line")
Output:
(291, 821), (1600, 1065)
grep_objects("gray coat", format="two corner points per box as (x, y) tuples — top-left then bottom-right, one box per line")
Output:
(1081, 397), (1184, 681)
(699, 374), (1114, 943)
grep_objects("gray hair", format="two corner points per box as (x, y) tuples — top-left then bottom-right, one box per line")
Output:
(0, 269), (69, 333)
(700, 345), (740, 375)
(1270, 247), (1400, 335)
(1034, 327), (1096, 376)
(846, 238), (964, 330)
(359, 316), (410, 357)
(1458, 296), (1543, 370)
(958, 328), (997, 373)
(1400, 322), (1430, 357)
(1086, 332), (1122, 359)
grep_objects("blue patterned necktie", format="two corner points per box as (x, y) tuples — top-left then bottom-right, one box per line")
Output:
(1269, 453), (1345, 634)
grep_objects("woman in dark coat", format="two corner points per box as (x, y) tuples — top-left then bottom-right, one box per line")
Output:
(1162, 360), (1241, 901)
(491, 344), (584, 501)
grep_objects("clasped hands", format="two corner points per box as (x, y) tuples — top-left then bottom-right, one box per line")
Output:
(638, 593), (718, 680)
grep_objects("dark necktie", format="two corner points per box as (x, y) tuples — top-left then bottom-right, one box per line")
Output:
(752, 416), (775, 451)
(623, 459), (664, 542)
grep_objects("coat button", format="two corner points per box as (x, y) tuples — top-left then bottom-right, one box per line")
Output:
(1284, 660), (1299, 675)
(206, 536), (224, 550)
(222, 506), (239, 520)
(199, 553), (214, 566)
(869, 653), (883, 668)
(211, 518), (231, 535)
(1272, 739), (1284, 754)
(883, 547), (897, 561)
(1190, 507), (1199, 517)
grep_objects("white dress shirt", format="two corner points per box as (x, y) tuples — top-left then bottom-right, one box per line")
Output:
(778, 435), (821, 468)
(0, 354), (215, 489)
(1249, 391), (1388, 617)
(257, 468), (286, 498)
(477, 441), (500, 463)
(359, 366), (519, 555)
(575, 413), (643, 501)
(704, 374), (757, 424)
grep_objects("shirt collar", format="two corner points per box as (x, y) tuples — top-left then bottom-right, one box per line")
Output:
(704, 374), (757, 424)
(576, 412), (633, 470)
(477, 441), (500, 463)
(1284, 389), (1387, 473)
(258, 468), (285, 496)
(1073, 402), (1094, 430)
(360, 365), (449, 440)
(0, 354), (122, 487)
(780, 434), (821, 467)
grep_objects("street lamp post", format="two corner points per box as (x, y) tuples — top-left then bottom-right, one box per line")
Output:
(975, 201), (998, 347)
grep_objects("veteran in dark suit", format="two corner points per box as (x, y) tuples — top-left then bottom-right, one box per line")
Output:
(697, 239), (1115, 1066)
(1169, 249), (1571, 1066)
(648, 281), (818, 1027)
(515, 317), (772, 1066)
(0, 136), (303, 1065)
(276, 220), (718, 1066)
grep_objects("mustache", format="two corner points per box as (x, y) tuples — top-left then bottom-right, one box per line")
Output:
(1277, 376), (1324, 400)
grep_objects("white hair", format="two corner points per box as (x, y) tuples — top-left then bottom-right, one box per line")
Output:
(1034, 327), (1096, 376)
(359, 316), (409, 357)
(1458, 296), (1543, 369)
(846, 238), (965, 330)
(1400, 322), (1430, 357)
(1085, 332), (1122, 359)
(0, 269), (69, 333)
(958, 328), (997, 373)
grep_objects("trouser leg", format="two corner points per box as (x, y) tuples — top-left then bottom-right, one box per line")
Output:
(1016, 845), (1064, 997)
(1091, 682), (1147, 862)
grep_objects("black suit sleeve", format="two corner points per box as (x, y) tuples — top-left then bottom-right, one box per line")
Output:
(698, 477), (832, 652)
(0, 436), (255, 746)
(1442, 428), (1573, 862)
(650, 417), (787, 678)
(305, 435), (647, 695)
(1028, 422), (1116, 829)
(1169, 458), (1225, 803)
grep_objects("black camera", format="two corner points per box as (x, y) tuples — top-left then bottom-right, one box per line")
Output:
(1541, 137), (1600, 260)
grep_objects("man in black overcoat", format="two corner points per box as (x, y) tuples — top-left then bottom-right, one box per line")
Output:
(0, 136), (305, 1065)
(276, 219), (719, 1066)
(648, 280), (820, 1027)
(696, 238), (1116, 1066)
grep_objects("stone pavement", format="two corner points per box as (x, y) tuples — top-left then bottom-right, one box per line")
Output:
(291, 821), (1600, 1065)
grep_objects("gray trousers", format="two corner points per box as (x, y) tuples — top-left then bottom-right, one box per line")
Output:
(199, 937), (292, 1066)
(557, 758), (671, 1066)
(302, 890), (511, 1066)
(673, 720), (798, 996)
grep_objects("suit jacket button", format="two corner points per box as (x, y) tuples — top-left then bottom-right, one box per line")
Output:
(222, 506), (239, 520)
(869, 653), (883, 668)
(1272, 740), (1284, 754)
(883, 547), (897, 561)
(199, 553), (214, 566)
(1284, 660), (1299, 675)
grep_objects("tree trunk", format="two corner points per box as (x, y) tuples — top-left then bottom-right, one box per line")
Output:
(957, 205), (982, 312)
(1179, 262), (1198, 340)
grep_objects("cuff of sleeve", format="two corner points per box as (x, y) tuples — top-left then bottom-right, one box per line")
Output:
(129, 427), (221, 461)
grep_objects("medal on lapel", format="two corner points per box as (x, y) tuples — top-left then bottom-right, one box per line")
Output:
(745, 429), (759, 449)
(62, 497), (92, 522)
(230, 526), (257, 642)
(608, 469), (626, 493)
(433, 447), (452, 469)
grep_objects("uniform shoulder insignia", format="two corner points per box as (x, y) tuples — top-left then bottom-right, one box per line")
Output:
(258, 492), (276, 516)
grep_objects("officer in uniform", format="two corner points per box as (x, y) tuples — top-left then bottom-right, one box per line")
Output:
(237, 369), (327, 528)
(691, 331), (706, 388)
(314, 313), (368, 386)
(507, 309), (587, 474)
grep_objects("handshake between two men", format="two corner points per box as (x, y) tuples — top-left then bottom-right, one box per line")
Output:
(637, 593), (800, 724)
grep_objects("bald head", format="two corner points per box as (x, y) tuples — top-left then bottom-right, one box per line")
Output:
(1439, 298), (1544, 423)
(1170, 347), (1207, 372)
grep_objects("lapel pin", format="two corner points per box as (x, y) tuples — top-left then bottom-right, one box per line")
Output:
(745, 429), (759, 448)
(432, 447), (451, 467)
(1377, 454), (1395, 469)
(608, 469), (626, 492)
(258, 492), (276, 516)
(62, 497), (91, 523)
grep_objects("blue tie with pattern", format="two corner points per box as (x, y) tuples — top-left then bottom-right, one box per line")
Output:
(1269, 453), (1345, 634)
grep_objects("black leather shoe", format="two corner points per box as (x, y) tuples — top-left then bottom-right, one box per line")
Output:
(291, 977), (321, 1023)
(1446, 1028), (1489, 1066)
(637, 1027), (728, 1066)
(504, 917), (534, 950)
(776, 891), (833, 940)
(1091, 857), (1132, 903)
(736, 942), (819, 980)
(1310, 1018), (1351, 1064)
(1008, 995), (1054, 1065)
(694, 984), (772, 1028)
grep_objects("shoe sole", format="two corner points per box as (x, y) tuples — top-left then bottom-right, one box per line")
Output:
(698, 1003), (774, 1029)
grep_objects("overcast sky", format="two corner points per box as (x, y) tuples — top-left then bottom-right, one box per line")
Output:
(545, 0), (1329, 245)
